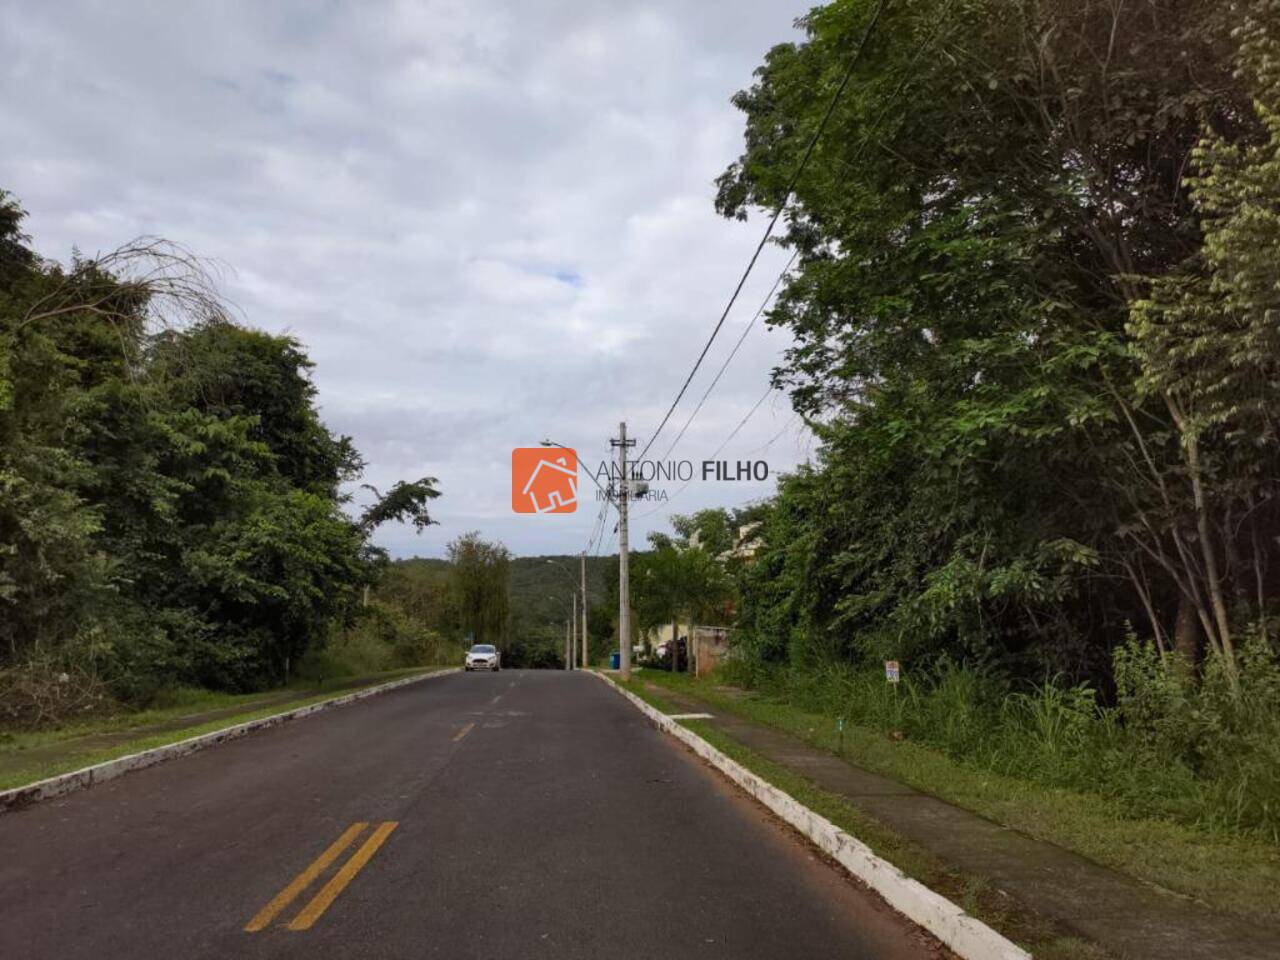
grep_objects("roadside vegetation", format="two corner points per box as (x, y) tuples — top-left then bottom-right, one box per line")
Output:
(723, 647), (1280, 842)
(674, 0), (1280, 858)
(0, 195), (445, 731)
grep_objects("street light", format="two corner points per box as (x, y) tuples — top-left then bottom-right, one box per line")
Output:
(545, 558), (576, 584)
(541, 439), (607, 673)
(546, 592), (575, 671)
(541, 439), (614, 504)
(546, 559), (583, 670)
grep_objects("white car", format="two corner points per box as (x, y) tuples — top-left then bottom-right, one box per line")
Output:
(464, 643), (501, 671)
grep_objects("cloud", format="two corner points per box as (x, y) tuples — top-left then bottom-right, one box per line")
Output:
(0, 0), (814, 557)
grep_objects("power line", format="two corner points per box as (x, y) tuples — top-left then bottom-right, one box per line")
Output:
(710, 384), (776, 462)
(581, 469), (611, 553)
(633, 384), (779, 521)
(586, 498), (608, 554)
(584, 504), (601, 553)
(600, 0), (960, 540)
(657, 250), (798, 463)
(641, 0), (955, 476)
(635, 0), (888, 465)
(594, 250), (794, 539)
(746, 411), (802, 457)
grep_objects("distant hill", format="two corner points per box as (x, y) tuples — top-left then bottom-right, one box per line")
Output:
(509, 554), (614, 628)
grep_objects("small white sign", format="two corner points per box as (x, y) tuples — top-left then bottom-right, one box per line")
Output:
(884, 660), (900, 683)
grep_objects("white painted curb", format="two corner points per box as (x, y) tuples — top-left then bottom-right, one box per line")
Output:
(594, 671), (1031, 960)
(0, 668), (458, 815)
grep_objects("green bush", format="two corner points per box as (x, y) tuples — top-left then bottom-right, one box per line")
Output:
(723, 636), (1280, 840)
(296, 602), (460, 684)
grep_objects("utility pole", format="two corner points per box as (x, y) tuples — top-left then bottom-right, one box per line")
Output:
(611, 421), (636, 680)
(580, 552), (588, 669)
(565, 618), (571, 671)
(570, 591), (576, 671)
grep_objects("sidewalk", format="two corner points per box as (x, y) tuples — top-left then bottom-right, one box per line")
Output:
(643, 681), (1280, 960)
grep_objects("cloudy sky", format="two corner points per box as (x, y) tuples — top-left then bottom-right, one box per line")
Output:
(0, 0), (818, 558)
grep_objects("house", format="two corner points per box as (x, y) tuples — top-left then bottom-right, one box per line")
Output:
(639, 523), (757, 671)
(723, 521), (763, 562)
(649, 624), (732, 677)
(521, 456), (578, 513)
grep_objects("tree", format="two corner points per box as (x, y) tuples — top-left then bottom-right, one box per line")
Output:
(152, 320), (363, 497)
(715, 0), (1278, 685)
(670, 508), (735, 557)
(0, 194), (447, 701)
(447, 532), (511, 648)
(376, 559), (457, 634)
(633, 537), (732, 671)
(359, 479), (441, 534)
(1128, 4), (1280, 678)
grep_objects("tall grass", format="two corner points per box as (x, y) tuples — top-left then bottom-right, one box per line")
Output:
(723, 635), (1280, 841)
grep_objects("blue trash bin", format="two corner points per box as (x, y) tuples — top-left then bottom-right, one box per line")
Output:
(610, 652), (621, 670)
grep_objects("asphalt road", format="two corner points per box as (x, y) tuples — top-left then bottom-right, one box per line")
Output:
(1, 670), (939, 959)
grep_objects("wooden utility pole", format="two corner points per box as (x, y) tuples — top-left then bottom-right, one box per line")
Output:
(612, 422), (635, 680)
(580, 552), (589, 669)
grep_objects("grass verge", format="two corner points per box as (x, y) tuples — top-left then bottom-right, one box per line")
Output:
(615, 673), (1107, 959)
(0, 667), (447, 791)
(631, 670), (1280, 924)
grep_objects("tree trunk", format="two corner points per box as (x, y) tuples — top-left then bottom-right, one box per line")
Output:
(1124, 558), (1167, 657)
(1185, 432), (1238, 682)
(1173, 593), (1200, 674)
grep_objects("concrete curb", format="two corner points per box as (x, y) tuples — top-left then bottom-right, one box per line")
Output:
(594, 671), (1031, 960)
(0, 668), (458, 815)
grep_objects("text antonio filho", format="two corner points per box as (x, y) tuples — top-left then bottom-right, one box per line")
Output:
(593, 459), (770, 483)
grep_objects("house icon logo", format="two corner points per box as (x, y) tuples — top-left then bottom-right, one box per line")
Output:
(511, 448), (578, 514)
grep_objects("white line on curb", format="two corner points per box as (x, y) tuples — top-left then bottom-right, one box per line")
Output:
(0, 668), (458, 815)
(594, 671), (1031, 960)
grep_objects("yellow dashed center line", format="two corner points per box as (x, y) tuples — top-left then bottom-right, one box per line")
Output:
(287, 821), (399, 931)
(244, 822), (367, 932)
(452, 722), (475, 742)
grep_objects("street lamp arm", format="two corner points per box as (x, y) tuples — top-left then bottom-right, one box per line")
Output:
(544, 558), (578, 586)
(541, 438), (616, 508)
